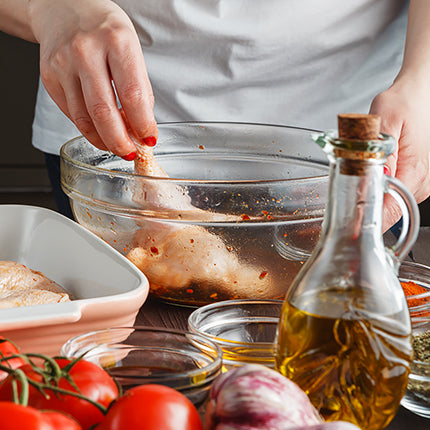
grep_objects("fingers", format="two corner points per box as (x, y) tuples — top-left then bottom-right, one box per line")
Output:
(79, 63), (137, 157)
(61, 76), (109, 152)
(108, 34), (159, 145)
(36, 2), (157, 157)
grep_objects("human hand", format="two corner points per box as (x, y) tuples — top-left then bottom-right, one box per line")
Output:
(28, 0), (157, 159)
(370, 78), (430, 230)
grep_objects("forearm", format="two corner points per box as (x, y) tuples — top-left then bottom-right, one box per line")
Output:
(396, 0), (430, 87)
(0, 0), (36, 42)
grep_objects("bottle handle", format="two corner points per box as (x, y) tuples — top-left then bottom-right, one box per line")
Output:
(385, 175), (420, 266)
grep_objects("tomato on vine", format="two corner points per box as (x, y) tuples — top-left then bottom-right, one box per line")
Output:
(96, 384), (203, 430)
(0, 337), (25, 381)
(0, 356), (119, 429)
(0, 402), (82, 430)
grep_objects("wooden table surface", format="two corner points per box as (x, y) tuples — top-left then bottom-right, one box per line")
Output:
(136, 227), (430, 429)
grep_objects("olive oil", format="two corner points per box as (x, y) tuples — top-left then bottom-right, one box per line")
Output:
(275, 115), (419, 429)
(276, 295), (413, 429)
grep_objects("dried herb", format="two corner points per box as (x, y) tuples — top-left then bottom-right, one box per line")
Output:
(413, 330), (430, 363)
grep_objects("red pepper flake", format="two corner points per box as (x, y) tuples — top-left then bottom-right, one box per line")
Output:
(190, 239), (194, 244)
(241, 214), (250, 221)
(113, 239), (117, 243)
(210, 293), (218, 299)
(259, 271), (268, 279)
(283, 233), (288, 237)
(199, 145), (205, 150)
(262, 210), (268, 216)
(110, 222), (114, 226)
(226, 246), (233, 251)
(150, 246), (159, 255)
(186, 289), (194, 294)
(123, 247), (128, 252)
(267, 215), (273, 220)
(86, 212), (93, 219)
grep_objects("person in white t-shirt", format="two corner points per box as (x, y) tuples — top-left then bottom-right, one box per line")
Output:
(0, 0), (429, 227)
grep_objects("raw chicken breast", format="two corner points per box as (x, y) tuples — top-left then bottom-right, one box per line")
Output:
(0, 261), (70, 309)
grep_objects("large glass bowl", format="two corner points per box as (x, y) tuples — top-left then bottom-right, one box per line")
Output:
(61, 122), (329, 306)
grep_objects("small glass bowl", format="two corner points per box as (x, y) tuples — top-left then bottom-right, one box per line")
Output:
(188, 299), (283, 369)
(399, 261), (430, 318)
(61, 327), (222, 409)
(401, 316), (430, 418)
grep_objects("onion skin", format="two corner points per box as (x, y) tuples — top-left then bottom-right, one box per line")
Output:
(204, 364), (360, 430)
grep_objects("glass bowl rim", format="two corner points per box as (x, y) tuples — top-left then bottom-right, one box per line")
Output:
(60, 121), (329, 185)
(188, 298), (283, 347)
(61, 326), (223, 383)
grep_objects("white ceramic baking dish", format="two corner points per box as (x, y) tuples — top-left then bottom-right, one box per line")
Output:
(0, 204), (149, 355)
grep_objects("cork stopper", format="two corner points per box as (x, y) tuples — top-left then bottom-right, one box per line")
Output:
(338, 113), (381, 140)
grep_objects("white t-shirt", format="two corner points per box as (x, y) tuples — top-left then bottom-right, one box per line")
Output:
(32, 0), (409, 155)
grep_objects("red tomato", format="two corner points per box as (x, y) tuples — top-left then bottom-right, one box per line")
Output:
(0, 358), (119, 430)
(0, 338), (25, 381)
(96, 384), (203, 430)
(0, 402), (82, 430)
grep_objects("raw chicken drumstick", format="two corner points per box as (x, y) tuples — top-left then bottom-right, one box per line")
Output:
(123, 123), (272, 301)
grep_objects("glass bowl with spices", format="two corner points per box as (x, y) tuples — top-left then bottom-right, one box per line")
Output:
(401, 316), (430, 418)
(61, 122), (329, 307)
(399, 261), (430, 318)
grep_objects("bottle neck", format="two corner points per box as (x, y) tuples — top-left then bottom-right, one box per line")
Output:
(321, 157), (385, 243)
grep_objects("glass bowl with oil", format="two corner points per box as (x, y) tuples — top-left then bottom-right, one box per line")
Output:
(61, 326), (222, 409)
(401, 316), (430, 418)
(399, 261), (430, 318)
(188, 299), (283, 369)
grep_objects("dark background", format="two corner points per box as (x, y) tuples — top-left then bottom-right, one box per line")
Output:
(1, 31), (429, 224)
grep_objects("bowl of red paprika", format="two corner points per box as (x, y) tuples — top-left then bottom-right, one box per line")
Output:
(399, 261), (430, 318)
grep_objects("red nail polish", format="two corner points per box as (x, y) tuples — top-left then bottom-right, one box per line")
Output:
(383, 165), (391, 176)
(142, 136), (157, 147)
(121, 151), (137, 161)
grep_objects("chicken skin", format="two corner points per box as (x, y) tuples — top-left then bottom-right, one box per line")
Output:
(125, 133), (272, 302)
(0, 261), (70, 309)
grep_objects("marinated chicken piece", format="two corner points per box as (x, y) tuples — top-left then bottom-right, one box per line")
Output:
(125, 130), (272, 299)
(0, 261), (70, 309)
(132, 142), (197, 214)
(127, 220), (271, 298)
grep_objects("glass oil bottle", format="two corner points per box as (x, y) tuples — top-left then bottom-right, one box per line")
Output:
(275, 114), (420, 429)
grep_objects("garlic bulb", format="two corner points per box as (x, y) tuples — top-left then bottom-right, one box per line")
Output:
(204, 364), (360, 430)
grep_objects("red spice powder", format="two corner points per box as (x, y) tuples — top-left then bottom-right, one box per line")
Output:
(401, 281), (430, 307)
